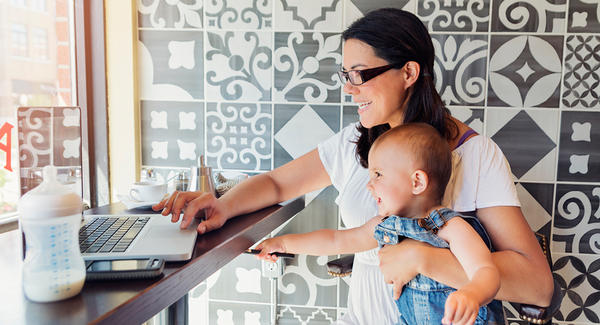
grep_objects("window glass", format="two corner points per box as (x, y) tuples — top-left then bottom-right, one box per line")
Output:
(0, 0), (77, 222)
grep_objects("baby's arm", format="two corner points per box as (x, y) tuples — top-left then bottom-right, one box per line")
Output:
(254, 215), (383, 262)
(437, 217), (500, 325)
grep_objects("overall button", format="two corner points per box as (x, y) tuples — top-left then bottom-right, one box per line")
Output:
(383, 235), (390, 243)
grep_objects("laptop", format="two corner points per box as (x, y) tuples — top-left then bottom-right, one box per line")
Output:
(79, 213), (199, 262)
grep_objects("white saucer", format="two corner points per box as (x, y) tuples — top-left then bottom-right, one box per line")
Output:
(117, 194), (160, 210)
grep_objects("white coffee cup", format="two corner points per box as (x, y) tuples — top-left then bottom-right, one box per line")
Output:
(129, 181), (167, 202)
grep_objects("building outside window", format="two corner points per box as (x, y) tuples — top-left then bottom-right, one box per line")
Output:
(0, 0), (77, 224)
(10, 24), (28, 57)
(32, 27), (48, 60)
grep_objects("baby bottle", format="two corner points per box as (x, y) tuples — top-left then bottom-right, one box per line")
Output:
(19, 165), (86, 302)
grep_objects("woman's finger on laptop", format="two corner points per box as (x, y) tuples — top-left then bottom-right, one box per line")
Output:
(181, 193), (219, 231)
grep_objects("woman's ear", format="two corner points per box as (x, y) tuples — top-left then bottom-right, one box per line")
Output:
(403, 61), (421, 88)
(411, 169), (428, 195)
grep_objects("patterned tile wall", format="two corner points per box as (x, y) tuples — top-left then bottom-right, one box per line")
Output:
(136, 0), (600, 323)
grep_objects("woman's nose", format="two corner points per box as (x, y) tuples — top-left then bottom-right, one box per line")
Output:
(343, 81), (358, 95)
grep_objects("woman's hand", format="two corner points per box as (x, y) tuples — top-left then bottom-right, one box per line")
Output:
(378, 239), (428, 299)
(253, 237), (287, 263)
(442, 289), (479, 325)
(152, 191), (229, 234)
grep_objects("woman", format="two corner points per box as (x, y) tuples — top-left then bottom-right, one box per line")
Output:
(154, 8), (553, 324)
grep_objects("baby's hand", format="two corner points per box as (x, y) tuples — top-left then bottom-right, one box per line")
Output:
(253, 237), (287, 263)
(441, 290), (479, 325)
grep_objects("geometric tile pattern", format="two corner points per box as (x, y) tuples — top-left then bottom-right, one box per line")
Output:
(558, 111), (600, 182)
(491, 0), (566, 33)
(562, 35), (600, 109)
(488, 109), (558, 181)
(552, 253), (600, 322)
(487, 35), (563, 108)
(568, 0), (600, 33)
(134, 1), (600, 323)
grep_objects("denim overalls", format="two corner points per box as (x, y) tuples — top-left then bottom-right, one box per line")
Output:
(374, 208), (505, 325)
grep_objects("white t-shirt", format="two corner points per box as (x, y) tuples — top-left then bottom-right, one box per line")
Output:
(318, 123), (520, 325)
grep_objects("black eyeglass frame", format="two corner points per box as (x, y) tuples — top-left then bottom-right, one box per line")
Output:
(337, 63), (403, 86)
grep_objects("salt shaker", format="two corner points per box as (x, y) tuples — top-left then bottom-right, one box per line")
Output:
(19, 165), (86, 302)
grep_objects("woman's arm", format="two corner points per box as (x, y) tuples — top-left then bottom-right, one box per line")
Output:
(379, 206), (553, 306)
(153, 149), (332, 233)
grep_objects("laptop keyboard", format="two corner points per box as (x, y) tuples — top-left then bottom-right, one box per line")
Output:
(79, 216), (150, 253)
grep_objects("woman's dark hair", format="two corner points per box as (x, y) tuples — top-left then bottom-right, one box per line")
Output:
(342, 8), (458, 167)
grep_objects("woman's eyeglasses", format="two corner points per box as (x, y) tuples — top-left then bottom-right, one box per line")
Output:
(337, 64), (398, 86)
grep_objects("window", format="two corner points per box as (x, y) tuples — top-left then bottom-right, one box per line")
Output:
(32, 27), (48, 60)
(0, 1), (78, 224)
(10, 24), (28, 57)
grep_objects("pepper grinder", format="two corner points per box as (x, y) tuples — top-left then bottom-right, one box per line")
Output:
(189, 155), (215, 195)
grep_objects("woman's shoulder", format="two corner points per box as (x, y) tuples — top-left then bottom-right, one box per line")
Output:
(454, 134), (503, 157)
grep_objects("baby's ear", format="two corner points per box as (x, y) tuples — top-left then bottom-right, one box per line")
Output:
(411, 170), (428, 195)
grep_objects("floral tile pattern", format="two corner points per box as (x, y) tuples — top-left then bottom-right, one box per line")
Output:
(432, 34), (488, 106)
(487, 35), (563, 108)
(17, 107), (52, 168)
(205, 31), (272, 102)
(209, 301), (271, 325)
(275, 0), (343, 31)
(138, 0), (203, 29)
(568, 0), (600, 32)
(553, 184), (600, 255)
(562, 35), (600, 109)
(209, 254), (271, 303)
(557, 111), (600, 182)
(138, 30), (204, 100)
(206, 102), (272, 171)
(449, 107), (484, 134)
(417, 0), (490, 32)
(274, 32), (342, 103)
(205, 0), (272, 30)
(490, 0), (567, 33)
(277, 306), (338, 324)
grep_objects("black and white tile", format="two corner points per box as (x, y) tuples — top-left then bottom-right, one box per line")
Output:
(138, 30), (204, 100)
(562, 35), (600, 109)
(487, 35), (563, 108)
(17, 107), (52, 168)
(274, 32), (342, 103)
(138, 0), (203, 29)
(274, 104), (340, 168)
(342, 105), (359, 128)
(205, 0), (272, 30)
(515, 182), (554, 240)
(557, 111), (600, 182)
(552, 253), (600, 322)
(553, 184), (600, 255)
(205, 31), (272, 102)
(449, 107), (484, 134)
(209, 254), (272, 303)
(206, 102), (272, 171)
(276, 186), (339, 307)
(568, 0), (600, 33)
(140, 100), (204, 167)
(432, 34), (488, 106)
(275, 0), (343, 31)
(490, 0), (566, 33)
(417, 0), (490, 32)
(487, 109), (559, 181)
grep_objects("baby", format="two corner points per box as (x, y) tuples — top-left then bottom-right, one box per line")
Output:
(255, 123), (502, 325)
